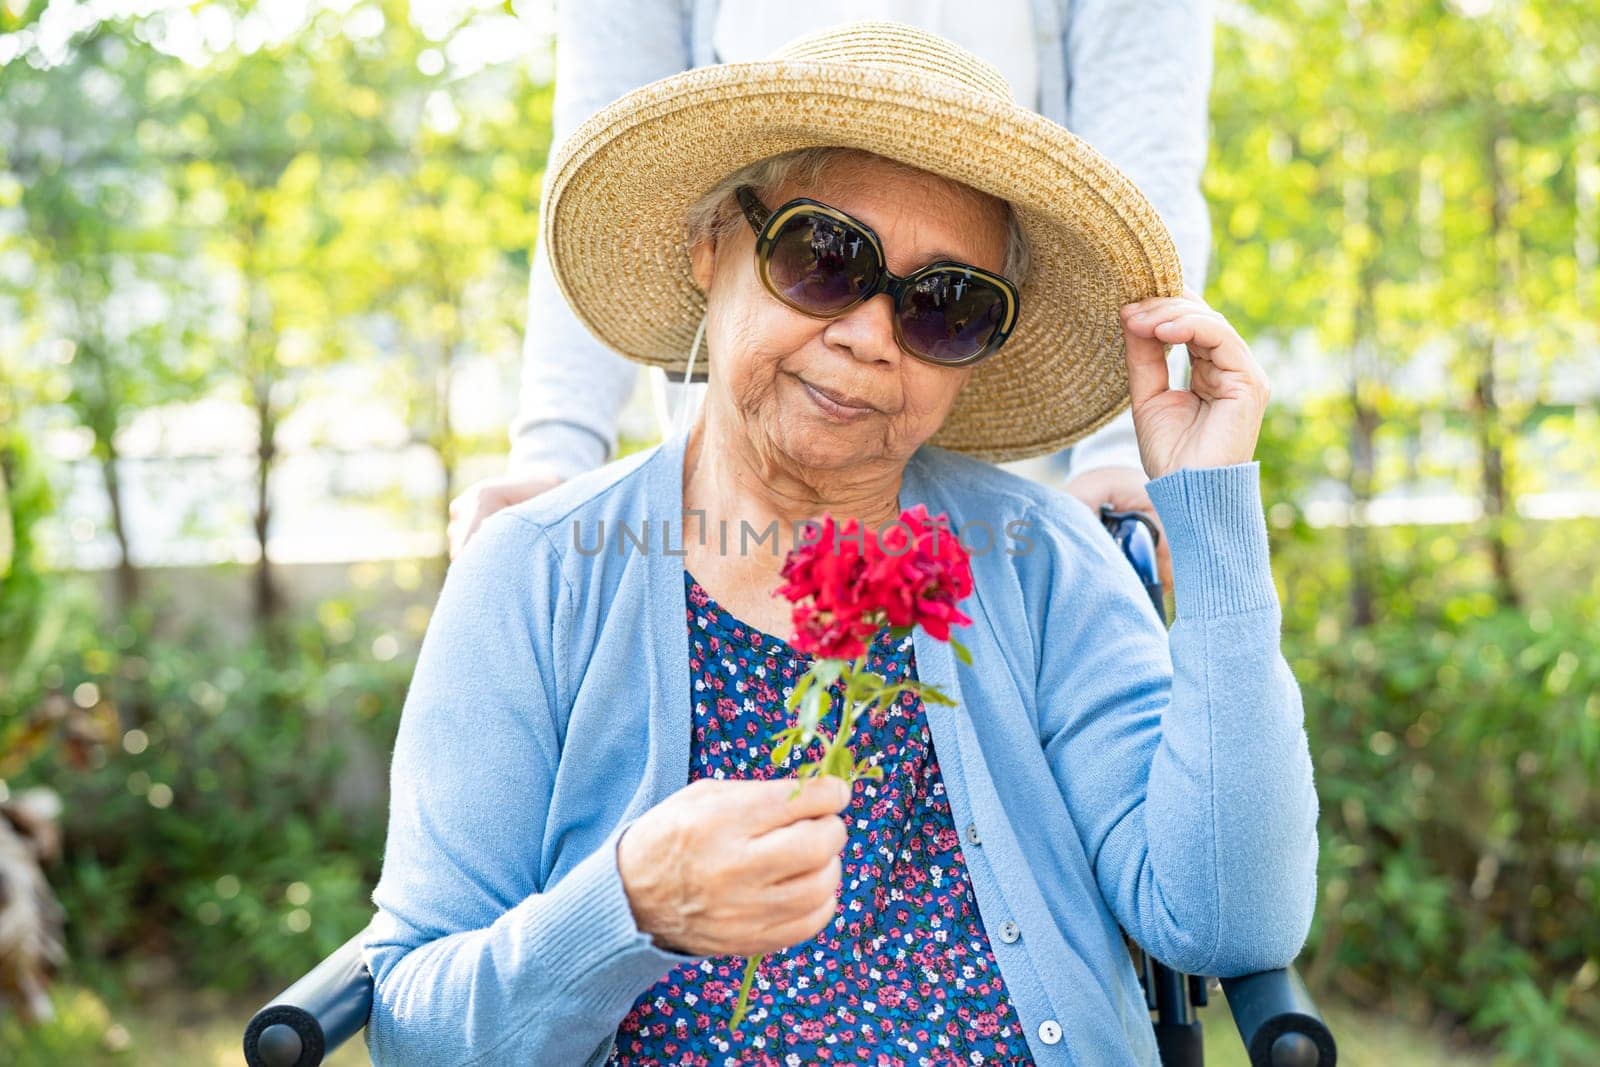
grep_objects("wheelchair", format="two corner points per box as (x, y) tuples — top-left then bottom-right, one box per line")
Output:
(244, 509), (1338, 1067)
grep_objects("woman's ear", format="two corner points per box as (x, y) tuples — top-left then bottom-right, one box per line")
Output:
(689, 234), (716, 294)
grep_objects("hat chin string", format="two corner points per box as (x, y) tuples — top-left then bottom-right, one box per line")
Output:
(673, 313), (708, 438)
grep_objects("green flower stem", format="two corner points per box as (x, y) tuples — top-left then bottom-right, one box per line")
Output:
(730, 954), (761, 1031)
(730, 654), (874, 1033)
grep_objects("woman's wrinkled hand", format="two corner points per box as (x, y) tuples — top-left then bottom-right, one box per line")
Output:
(1119, 290), (1270, 479)
(617, 776), (850, 957)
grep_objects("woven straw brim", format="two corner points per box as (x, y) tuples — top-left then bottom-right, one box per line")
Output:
(542, 60), (1182, 463)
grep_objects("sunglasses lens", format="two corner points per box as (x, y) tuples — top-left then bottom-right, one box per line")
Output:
(764, 211), (879, 315)
(897, 269), (1009, 363)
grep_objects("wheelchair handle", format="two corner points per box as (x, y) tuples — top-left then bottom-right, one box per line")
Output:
(1222, 967), (1337, 1067)
(244, 928), (372, 1067)
(1100, 505), (1165, 623)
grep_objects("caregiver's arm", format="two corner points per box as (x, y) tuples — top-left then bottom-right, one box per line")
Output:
(507, 0), (694, 478)
(450, 1), (691, 556)
(1059, 0), (1213, 509)
(362, 515), (695, 1066)
(1034, 294), (1317, 976)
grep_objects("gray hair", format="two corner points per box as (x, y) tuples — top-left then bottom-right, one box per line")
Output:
(684, 148), (1031, 286)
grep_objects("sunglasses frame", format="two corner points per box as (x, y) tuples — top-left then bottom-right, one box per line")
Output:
(735, 187), (1020, 368)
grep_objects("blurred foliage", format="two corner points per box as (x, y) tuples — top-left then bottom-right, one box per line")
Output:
(1, 0), (1598, 1063)
(1252, 408), (1600, 1063)
(0, 0), (550, 610)
(1295, 601), (1600, 1065)
(3, 418), (417, 997)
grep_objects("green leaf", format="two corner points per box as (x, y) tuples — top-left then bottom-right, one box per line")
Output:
(854, 756), (884, 782)
(916, 682), (956, 707)
(797, 684), (825, 734)
(813, 659), (846, 690)
(823, 744), (853, 779)
(786, 672), (814, 711)
(949, 637), (973, 666)
(852, 670), (887, 701)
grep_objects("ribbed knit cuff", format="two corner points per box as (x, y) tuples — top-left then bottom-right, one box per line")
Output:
(1146, 463), (1277, 620)
(514, 819), (702, 1018)
(508, 419), (610, 481)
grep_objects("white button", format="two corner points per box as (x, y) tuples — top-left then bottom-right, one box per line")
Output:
(966, 822), (981, 845)
(1038, 1019), (1062, 1045)
(998, 920), (1019, 943)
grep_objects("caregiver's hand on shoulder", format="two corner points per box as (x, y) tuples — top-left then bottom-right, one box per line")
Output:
(447, 469), (564, 557)
(1119, 290), (1270, 479)
(617, 776), (850, 957)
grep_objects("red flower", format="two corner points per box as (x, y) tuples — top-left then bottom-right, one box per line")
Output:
(777, 505), (973, 658)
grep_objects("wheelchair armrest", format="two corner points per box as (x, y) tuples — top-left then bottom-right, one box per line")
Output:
(1220, 966), (1337, 1067)
(244, 928), (374, 1067)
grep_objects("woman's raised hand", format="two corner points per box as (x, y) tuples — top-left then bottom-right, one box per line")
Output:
(1119, 290), (1271, 479)
(617, 776), (850, 957)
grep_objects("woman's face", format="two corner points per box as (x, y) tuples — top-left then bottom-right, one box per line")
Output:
(689, 154), (1010, 473)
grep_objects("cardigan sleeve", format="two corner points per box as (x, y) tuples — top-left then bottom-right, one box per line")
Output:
(1028, 462), (1318, 977)
(363, 513), (697, 1066)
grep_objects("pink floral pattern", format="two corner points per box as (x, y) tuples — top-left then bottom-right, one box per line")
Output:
(606, 573), (1033, 1065)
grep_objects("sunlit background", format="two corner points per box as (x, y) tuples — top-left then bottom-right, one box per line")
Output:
(2, 1), (1597, 1064)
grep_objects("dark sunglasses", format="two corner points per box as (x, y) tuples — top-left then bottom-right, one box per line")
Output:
(736, 187), (1020, 367)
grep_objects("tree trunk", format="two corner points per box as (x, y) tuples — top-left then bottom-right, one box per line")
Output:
(1578, 97), (1597, 323)
(431, 276), (462, 571)
(436, 348), (456, 550)
(243, 221), (282, 628)
(1342, 126), (1378, 628)
(252, 371), (280, 623)
(81, 339), (140, 612)
(1473, 362), (1517, 607)
(98, 446), (139, 612)
(1347, 383), (1377, 628)
(1477, 126), (1520, 608)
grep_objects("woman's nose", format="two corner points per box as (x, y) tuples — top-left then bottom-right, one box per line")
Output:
(822, 292), (902, 365)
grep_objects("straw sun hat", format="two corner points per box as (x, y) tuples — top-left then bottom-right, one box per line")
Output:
(540, 21), (1182, 463)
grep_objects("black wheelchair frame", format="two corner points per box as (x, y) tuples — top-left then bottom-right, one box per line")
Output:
(244, 509), (1337, 1067)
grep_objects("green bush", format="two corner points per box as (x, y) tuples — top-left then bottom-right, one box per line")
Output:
(3, 579), (416, 995)
(42, 617), (414, 992)
(1286, 593), (1600, 1063)
(0, 426), (59, 729)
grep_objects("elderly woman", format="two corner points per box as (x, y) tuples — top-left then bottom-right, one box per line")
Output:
(364, 22), (1317, 1067)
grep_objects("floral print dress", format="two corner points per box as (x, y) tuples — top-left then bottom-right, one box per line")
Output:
(607, 571), (1034, 1066)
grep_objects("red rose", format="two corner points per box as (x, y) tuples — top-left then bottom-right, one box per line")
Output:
(778, 506), (973, 658)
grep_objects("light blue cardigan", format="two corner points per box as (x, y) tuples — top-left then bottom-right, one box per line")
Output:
(363, 432), (1318, 1066)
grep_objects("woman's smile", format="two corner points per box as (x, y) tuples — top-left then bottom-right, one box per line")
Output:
(797, 375), (880, 422)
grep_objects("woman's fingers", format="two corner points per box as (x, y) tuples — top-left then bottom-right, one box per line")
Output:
(1120, 305), (1174, 409)
(1122, 296), (1264, 396)
(736, 776), (851, 836)
(1119, 297), (1227, 404)
(760, 853), (843, 915)
(622, 776), (856, 958)
(1151, 313), (1239, 360)
(746, 813), (849, 883)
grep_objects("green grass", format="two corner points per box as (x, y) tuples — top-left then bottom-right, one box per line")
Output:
(3, 982), (1492, 1066)
(0, 986), (368, 1067)
(1198, 996), (1491, 1067)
